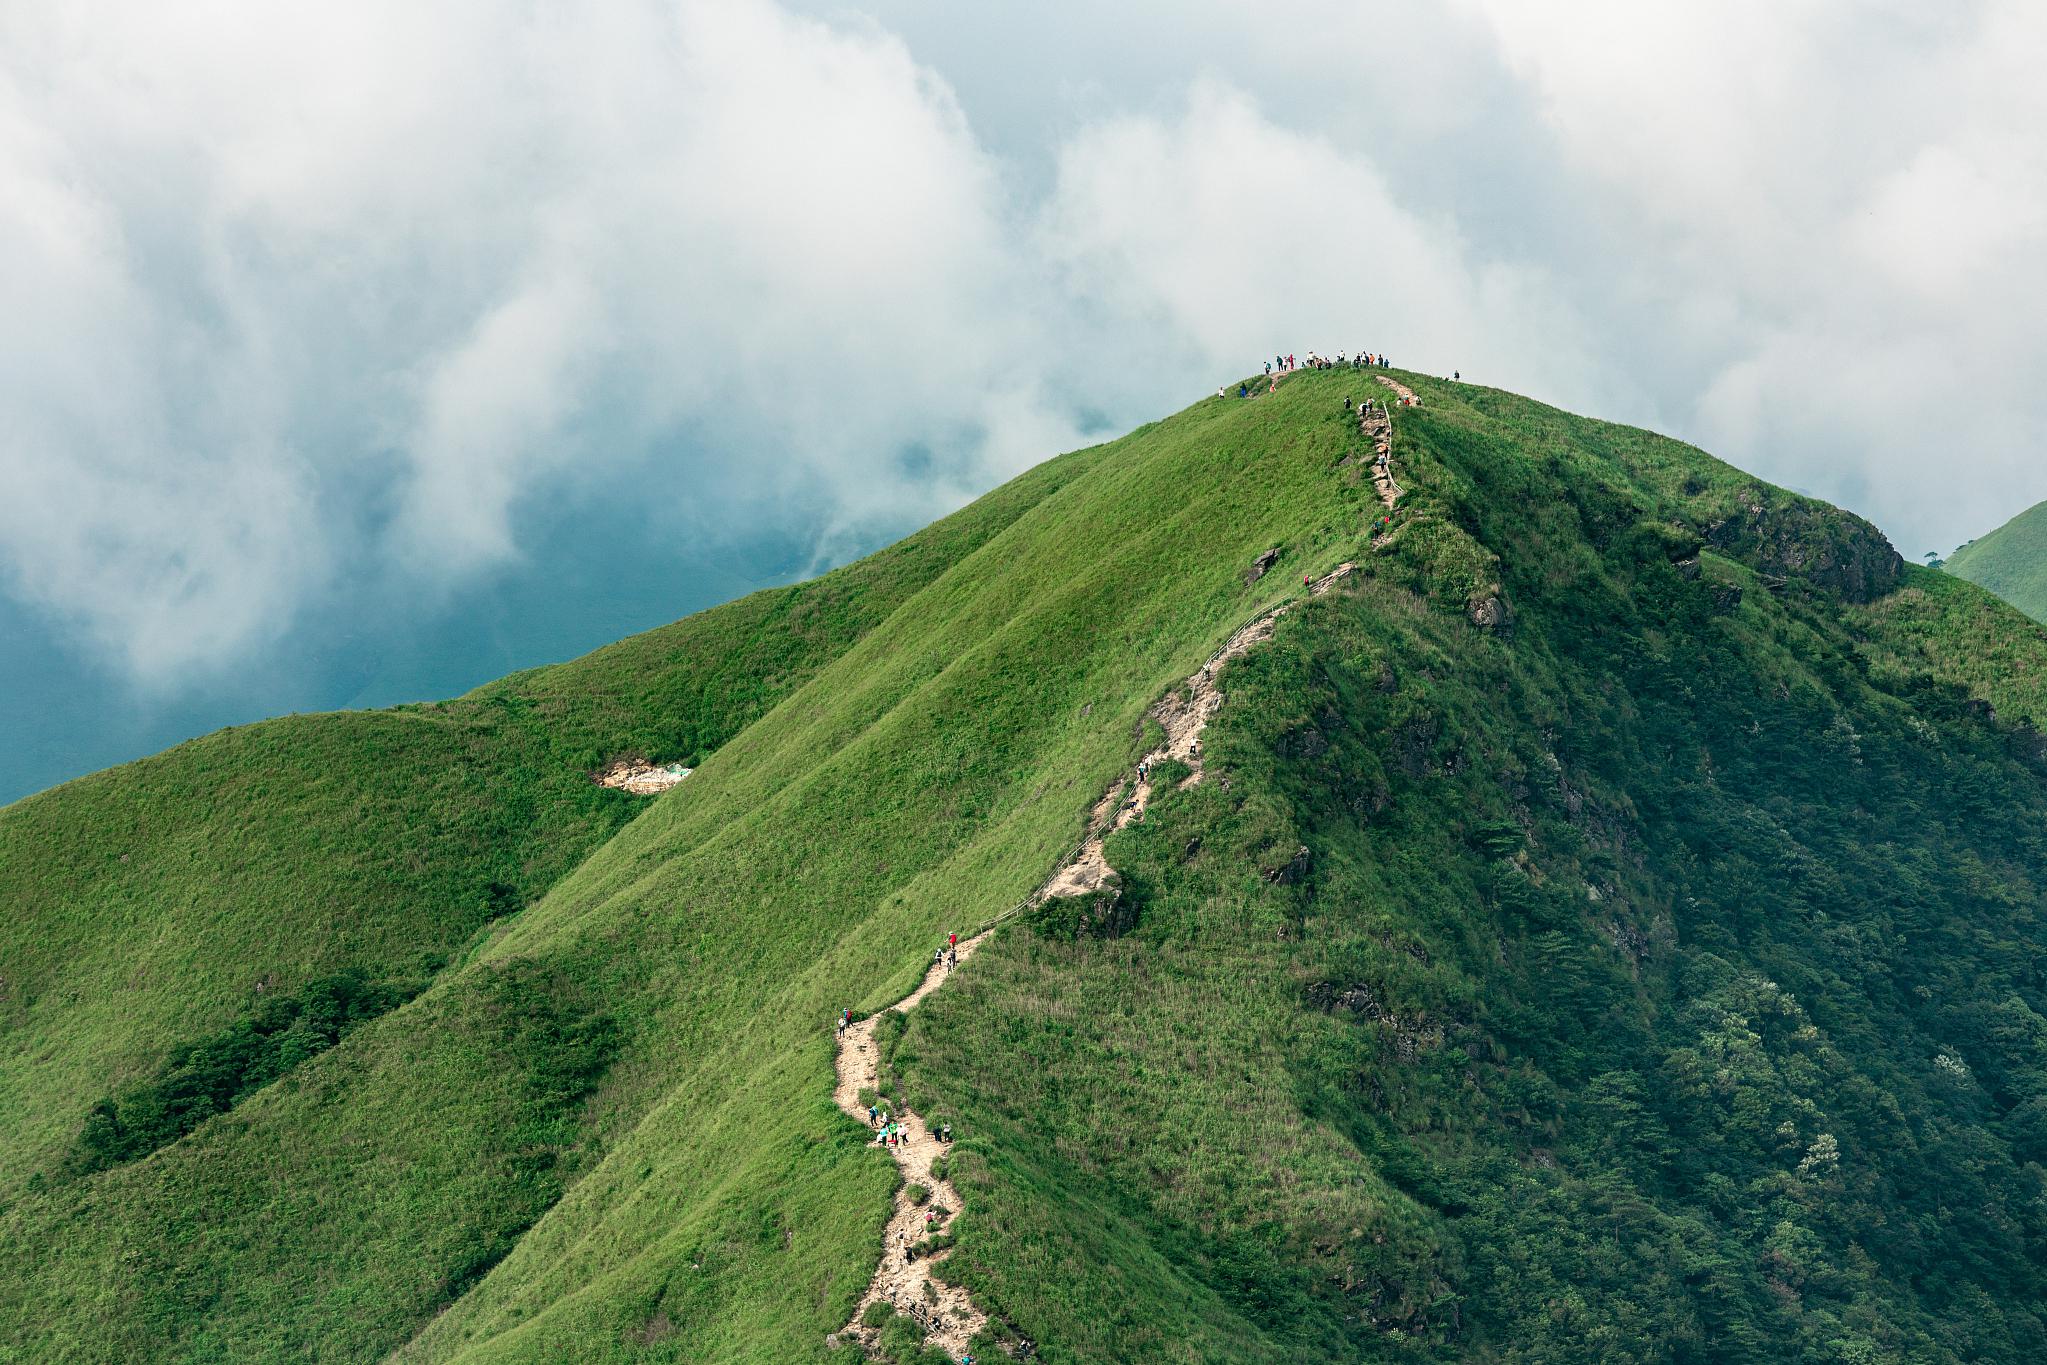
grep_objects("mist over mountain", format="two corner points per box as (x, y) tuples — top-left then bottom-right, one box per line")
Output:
(7, 1), (2044, 810)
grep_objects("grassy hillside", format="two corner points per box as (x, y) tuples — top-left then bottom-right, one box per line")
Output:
(1945, 499), (2047, 622)
(7, 369), (2047, 1363)
(0, 453), (1085, 1196)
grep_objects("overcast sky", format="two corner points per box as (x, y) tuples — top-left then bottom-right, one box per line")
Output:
(4, 0), (2045, 700)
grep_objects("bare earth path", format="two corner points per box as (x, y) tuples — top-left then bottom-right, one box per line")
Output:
(1365, 374), (1418, 510)
(828, 383), (1410, 1357)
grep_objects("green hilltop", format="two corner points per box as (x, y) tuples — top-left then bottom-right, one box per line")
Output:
(1947, 498), (2047, 624)
(7, 369), (2047, 1363)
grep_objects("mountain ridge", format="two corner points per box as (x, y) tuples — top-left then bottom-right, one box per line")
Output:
(7, 368), (2047, 1362)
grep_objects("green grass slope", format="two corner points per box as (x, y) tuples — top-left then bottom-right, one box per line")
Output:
(0, 454), (1085, 1198)
(1946, 499), (2047, 622)
(8, 368), (2047, 1363)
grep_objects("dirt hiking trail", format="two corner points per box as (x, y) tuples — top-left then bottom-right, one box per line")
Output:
(1376, 374), (1419, 407)
(828, 381), (1413, 1356)
(1362, 377), (1419, 509)
(829, 575), (1365, 1355)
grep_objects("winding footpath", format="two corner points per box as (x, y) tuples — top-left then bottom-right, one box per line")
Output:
(1364, 375), (1419, 510)
(831, 949), (990, 1352)
(828, 377), (1413, 1358)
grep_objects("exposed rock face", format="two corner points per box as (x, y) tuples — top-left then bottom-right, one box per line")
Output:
(1264, 844), (1311, 885)
(1245, 546), (1283, 584)
(593, 759), (692, 794)
(1705, 486), (1903, 603)
(1470, 593), (1514, 633)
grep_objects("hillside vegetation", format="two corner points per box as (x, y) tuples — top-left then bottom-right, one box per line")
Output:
(1947, 498), (2047, 625)
(0, 455), (1084, 1194)
(6, 368), (2047, 1363)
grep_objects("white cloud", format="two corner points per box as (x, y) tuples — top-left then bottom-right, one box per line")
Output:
(0, 0), (1066, 675)
(1453, 0), (2047, 549)
(3, 0), (2045, 685)
(1038, 84), (1599, 411)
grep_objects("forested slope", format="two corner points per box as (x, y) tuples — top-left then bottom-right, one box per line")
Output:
(6, 367), (2047, 1363)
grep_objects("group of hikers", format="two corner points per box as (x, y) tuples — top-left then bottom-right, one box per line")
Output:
(1224, 350), (1396, 399)
(1273, 350), (1391, 373)
(864, 1101), (954, 1148)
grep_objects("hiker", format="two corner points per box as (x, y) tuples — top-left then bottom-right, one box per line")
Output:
(868, 1103), (878, 1124)
(1343, 396), (1352, 413)
(1264, 361), (1272, 375)
(949, 931), (958, 951)
(1454, 370), (1460, 381)
(1217, 386), (1225, 398)
(942, 1122), (953, 1142)
(1238, 383), (1248, 398)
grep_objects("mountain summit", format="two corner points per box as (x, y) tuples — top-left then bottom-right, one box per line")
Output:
(6, 367), (2047, 1363)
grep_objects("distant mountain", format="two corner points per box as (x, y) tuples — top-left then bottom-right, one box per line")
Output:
(1947, 500), (2047, 623)
(8, 367), (2047, 1363)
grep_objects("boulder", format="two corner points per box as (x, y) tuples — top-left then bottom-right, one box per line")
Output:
(1705, 485), (1903, 603)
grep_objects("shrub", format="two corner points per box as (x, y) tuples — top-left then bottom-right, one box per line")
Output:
(68, 968), (422, 1176)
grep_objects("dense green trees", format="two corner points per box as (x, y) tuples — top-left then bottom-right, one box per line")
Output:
(899, 384), (2047, 1361)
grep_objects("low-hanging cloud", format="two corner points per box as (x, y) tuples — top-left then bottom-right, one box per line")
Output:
(2, 0), (1075, 676)
(3, 0), (2043, 683)
(1037, 83), (1602, 417)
